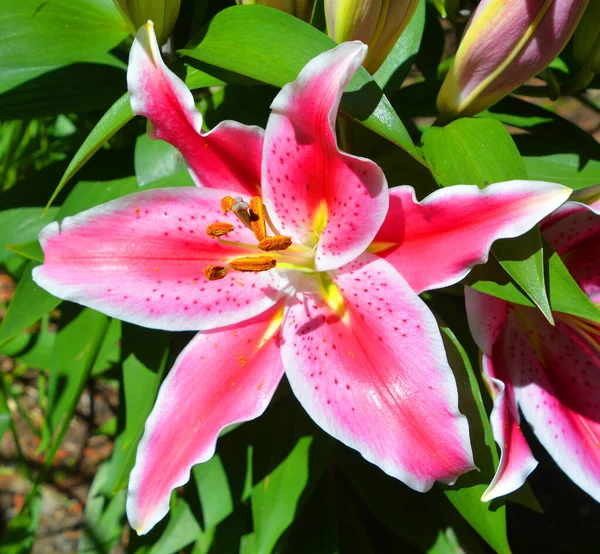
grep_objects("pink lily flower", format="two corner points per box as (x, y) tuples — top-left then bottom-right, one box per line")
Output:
(466, 189), (600, 503)
(33, 24), (571, 533)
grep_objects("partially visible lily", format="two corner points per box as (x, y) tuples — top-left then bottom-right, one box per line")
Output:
(437, 0), (588, 121)
(325, 0), (419, 73)
(238, 0), (315, 22)
(33, 24), (571, 534)
(466, 186), (600, 502)
(113, 0), (181, 45)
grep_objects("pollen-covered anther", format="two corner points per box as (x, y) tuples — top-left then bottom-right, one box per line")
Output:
(206, 222), (235, 237)
(229, 256), (277, 272)
(248, 196), (267, 241)
(220, 196), (235, 213)
(258, 236), (292, 251)
(204, 265), (229, 280)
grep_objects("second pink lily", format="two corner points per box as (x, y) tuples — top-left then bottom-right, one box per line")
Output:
(467, 188), (600, 503)
(33, 24), (571, 533)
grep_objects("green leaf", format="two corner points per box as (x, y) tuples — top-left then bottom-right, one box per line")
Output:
(0, 494), (42, 553)
(438, 325), (511, 554)
(46, 93), (135, 210)
(0, 261), (62, 347)
(79, 462), (127, 554)
(181, 5), (423, 164)
(248, 437), (315, 554)
(0, 61), (125, 120)
(466, 241), (600, 324)
(134, 133), (194, 188)
(6, 240), (44, 263)
(0, 207), (58, 264)
(43, 308), (110, 446)
(192, 455), (234, 529)
(92, 318), (122, 377)
(0, 382), (10, 446)
(422, 118), (526, 189)
(0, 0), (128, 94)
(523, 153), (600, 191)
(493, 228), (553, 324)
(109, 325), (171, 493)
(373, 0), (426, 93)
(149, 498), (202, 554)
(339, 447), (488, 554)
(484, 97), (600, 161)
(422, 117), (552, 322)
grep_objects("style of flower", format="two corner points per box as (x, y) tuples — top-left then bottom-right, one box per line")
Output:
(466, 187), (600, 502)
(33, 23), (571, 533)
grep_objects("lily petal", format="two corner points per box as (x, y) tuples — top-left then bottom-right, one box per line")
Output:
(282, 253), (475, 490)
(262, 42), (388, 272)
(128, 22), (263, 196)
(374, 180), (571, 294)
(127, 305), (285, 534)
(508, 310), (600, 502)
(33, 187), (284, 331)
(481, 353), (538, 502)
(543, 200), (600, 255)
(464, 285), (508, 355)
(465, 287), (537, 501)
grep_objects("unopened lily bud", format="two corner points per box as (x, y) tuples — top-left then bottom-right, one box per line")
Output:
(113, 0), (181, 46)
(238, 0), (315, 22)
(437, 0), (588, 121)
(326, 0), (419, 73)
(574, 2), (600, 74)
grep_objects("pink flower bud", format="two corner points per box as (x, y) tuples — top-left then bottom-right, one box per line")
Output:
(325, 0), (419, 73)
(437, 0), (588, 121)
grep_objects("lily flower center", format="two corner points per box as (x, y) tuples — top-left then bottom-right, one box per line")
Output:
(203, 195), (316, 280)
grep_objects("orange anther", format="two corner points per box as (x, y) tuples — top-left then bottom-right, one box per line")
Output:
(220, 196), (235, 213)
(249, 196), (267, 241)
(204, 265), (228, 280)
(229, 256), (276, 272)
(206, 222), (235, 237)
(258, 236), (292, 251)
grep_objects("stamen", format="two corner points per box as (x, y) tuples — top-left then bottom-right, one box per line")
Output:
(249, 196), (267, 241)
(204, 265), (229, 280)
(221, 196), (235, 213)
(206, 222), (235, 237)
(263, 202), (282, 236)
(229, 256), (277, 272)
(258, 236), (292, 251)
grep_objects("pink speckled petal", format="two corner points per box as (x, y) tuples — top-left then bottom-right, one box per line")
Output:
(33, 187), (284, 331)
(374, 180), (571, 294)
(542, 199), (600, 300)
(127, 305), (285, 534)
(465, 286), (509, 355)
(481, 352), (538, 502)
(128, 23), (263, 196)
(507, 309), (600, 502)
(282, 253), (475, 491)
(542, 200), (600, 254)
(465, 288), (537, 500)
(262, 42), (388, 272)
